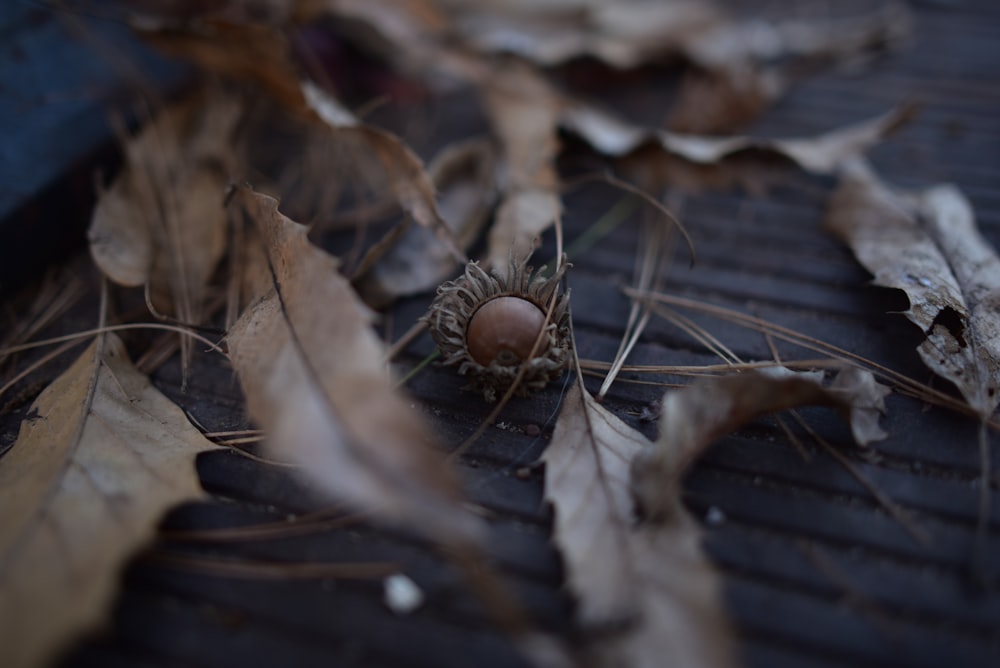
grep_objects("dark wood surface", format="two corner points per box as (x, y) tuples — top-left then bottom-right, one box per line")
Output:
(2, 2), (999, 667)
(0, 3), (188, 298)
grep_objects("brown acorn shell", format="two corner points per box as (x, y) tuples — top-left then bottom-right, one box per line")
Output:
(424, 257), (571, 402)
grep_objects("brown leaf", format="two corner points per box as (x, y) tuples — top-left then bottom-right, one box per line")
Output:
(226, 188), (483, 545)
(543, 381), (736, 668)
(482, 64), (563, 273)
(667, 66), (785, 134)
(354, 138), (498, 307)
(144, 18), (460, 258)
(88, 89), (238, 384)
(826, 160), (1000, 416)
(680, 4), (912, 72)
(0, 334), (217, 668)
(300, 81), (465, 262)
(445, 1), (723, 69)
(441, 2), (909, 74)
(88, 90), (238, 308)
(630, 367), (890, 523)
(436, 2), (908, 138)
(562, 99), (915, 177)
(592, 525), (736, 668)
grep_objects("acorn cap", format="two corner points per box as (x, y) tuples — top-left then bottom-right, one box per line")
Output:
(424, 256), (571, 402)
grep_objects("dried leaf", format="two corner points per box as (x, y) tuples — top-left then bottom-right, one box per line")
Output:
(826, 160), (1000, 416)
(439, 2), (909, 73)
(667, 66), (785, 134)
(482, 69), (909, 260)
(630, 367), (890, 522)
(544, 382), (646, 625)
(0, 334), (217, 668)
(543, 382), (735, 668)
(143, 19), (460, 258)
(482, 64), (563, 273)
(447, 1), (722, 69)
(88, 90), (238, 305)
(562, 99), (914, 177)
(592, 525), (735, 668)
(226, 188), (483, 545)
(671, 4), (910, 133)
(354, 138), (498, 307)
(300, 81), (464, 261)
(680, 4), (911, 72)
(436, 2), (907, 136)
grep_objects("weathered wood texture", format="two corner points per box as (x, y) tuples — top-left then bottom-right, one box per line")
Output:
(1, 2), (999, 668)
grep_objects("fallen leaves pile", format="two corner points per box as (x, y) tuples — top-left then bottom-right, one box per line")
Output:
(1, 1), (998, 667)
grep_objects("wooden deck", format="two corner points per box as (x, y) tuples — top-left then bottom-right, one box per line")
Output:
(2, 2), (999, 667)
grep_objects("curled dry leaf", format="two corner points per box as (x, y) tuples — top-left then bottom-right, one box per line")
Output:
(482, 64), (563, 274)
(443, 2), (908, 134)
(630, 367), (890, 523)
(445, 1), (722, 69)
(826, 160), (1000, 416)
(484, 69), (910, 263)
(226, 187), (483, 546)
(0, 334), (217, 668)
(562, 99), (915, 179)
(353, 138), (498, 308)
(438, 1), (908, 71)
(327, 0), (906, 134)
(543, 382), (735, 668)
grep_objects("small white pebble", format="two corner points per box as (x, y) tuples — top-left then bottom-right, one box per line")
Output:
(706, 506), (726, 526)
(384, 573), (424, 615)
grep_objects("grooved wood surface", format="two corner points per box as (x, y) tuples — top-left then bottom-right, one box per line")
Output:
(2, 2), (999, 668)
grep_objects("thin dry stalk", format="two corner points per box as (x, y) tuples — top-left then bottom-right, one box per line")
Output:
(628, 289), (999, 429)
(598, 204), (673, 399)
(0, 324), (224, 359)
(148, 554), (396, 580)
(164, 508), (362, 543)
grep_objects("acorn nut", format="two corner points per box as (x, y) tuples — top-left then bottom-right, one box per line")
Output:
(424, 256), (571, 402)
(467, 296), (547, 367)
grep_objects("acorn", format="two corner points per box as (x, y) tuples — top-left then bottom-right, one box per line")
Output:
(424, 256), (571, 402)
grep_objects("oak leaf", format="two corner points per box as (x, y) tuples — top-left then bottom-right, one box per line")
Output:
(826, 160), (1000, 416)
(543, 382), (736, 668)
(0, 334), (218, 668)
(631, 367), (890, 522)
(562, 100), (914, 177)
(88, 89), (238, 308)
(438, 1), (908, 73)
(446, 1), (722, 69)
(226, 188), (483, 545)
